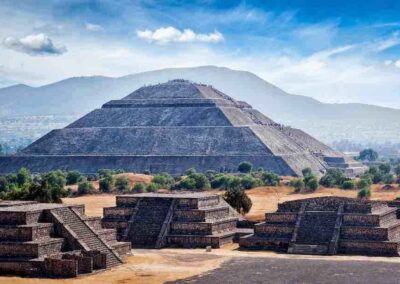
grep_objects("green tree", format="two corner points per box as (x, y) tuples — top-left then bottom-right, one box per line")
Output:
(227, 176), (242, 190)
(383, 174), (394, 184)
(185, 168), (197, 176)
(146, 183), (159, 192)
(66, 171), (82, 185)
(115, 176), (130, 192)
(241, 175), (257, 189)
(342, 180), (355, 190)
(152, 172), (174, 189)
(132, 183), (146, 193)
(99, 175), (114, 193)
(238, 161), (253, 173)
(306, 178), (319, 192)
(359, 148), (378, 161)
(210, 174), (230, 189)
(0, 176), (9, 192)
(379, 163), (391, 174)
(319, 169), (346, 188)
(394, 164), (400, 177)
(290, 178), (305, 193)
(189, 173), (211, 190)
(78, 180), (94, 195)
(261, 171), (280, 186)
(358, 187), (371, 199)
(0, 144), (3, 155)
(17, 168), (32, 187)
(179, 177), (196, 190)
(223, 187), (252, 214)
(357, 178), (371, 189)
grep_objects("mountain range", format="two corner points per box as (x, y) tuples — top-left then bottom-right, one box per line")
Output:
(1, 66), (399, 144)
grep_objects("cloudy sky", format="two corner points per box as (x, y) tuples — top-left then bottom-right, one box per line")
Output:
(0, 0), (399, 107)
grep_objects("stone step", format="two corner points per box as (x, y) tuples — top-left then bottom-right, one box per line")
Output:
(0, 238), (64, 258)
(343, 208), (398, 227)
(264, 212), (298, 224)
(288, 243), (329, 255)
(0, 223), (53, 242)
(238, 234), (290, 251)
(253, 223), (294, 238)
(339, 239), (400, 256)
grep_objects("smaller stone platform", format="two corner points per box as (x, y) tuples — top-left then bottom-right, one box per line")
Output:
(240, 197), (400, 256)
(0, 200), (130, 278)
(102, 193), (239, 248)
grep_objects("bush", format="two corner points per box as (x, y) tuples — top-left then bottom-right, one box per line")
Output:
(115, 176), (130, 192)
(0, 176), (9, 192)
(99, 175), (114, 193)
(146, 183), (159, 192)
(395, 165), (400, 177)
(241, 175), (257, 189)
(319, 169), (346, 188)
(227, 176), (242, 190)
(66, 171), (82, 185)
(143, 170), (151, 175)
(306, 178), (319, 192)
(17, 168), (32, 187)
(261, 171), (280, 186)
(357, 178), (371, 189)
(383, 174), (394, 184)
(152, 172), (174, 189)
(290, 178), (305, 193)
(97, 169), (114, 179)
(190, 173), (211, 190)
(223, 187), (252, 214)
(238, 162), (253, 173)
(342, 180), (355, 190)
(210, 174), (230, 189)
(358, 187), (371, 199)
(178, 177), (196, 190)
(77, 181), (94, 195)
(132, 183), (146, 193)
(185, 168), (197, 176)
(359, 148), (378, 161)
(379, 163), (391, 174)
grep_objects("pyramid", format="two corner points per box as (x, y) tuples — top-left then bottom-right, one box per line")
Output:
(0, 80), (364, 176)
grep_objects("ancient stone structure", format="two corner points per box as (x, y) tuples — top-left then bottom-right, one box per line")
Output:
(0, 79), (364, 176)
(0, 200), (130, 278)
(240, 197), (400, 256)
(102, 193), (239, 248)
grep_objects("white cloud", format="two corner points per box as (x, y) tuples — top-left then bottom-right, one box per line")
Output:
(85, 23), (103, 32)
(3, 33), (67, 56)
(137, 26), (224, 44)
(373, 31), (400, 52)
(395, 60), (400, 68)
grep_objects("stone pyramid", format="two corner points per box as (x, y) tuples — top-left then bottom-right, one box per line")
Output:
(0, 79), (364, 176)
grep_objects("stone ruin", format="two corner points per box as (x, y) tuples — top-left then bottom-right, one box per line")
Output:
(0, 200), (130, 278)
(0, 79), (364, 177)
(102, 193), (240, 248)
(240, 197), (400, 256)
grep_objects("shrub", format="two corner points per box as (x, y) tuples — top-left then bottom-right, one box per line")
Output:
(319, 169), (345, 188)
(17, 168), (32, 187)
(357, 178), (371, 189)
(86, 174), (99, 181)
(99, 175), (114, 193)
(132, 183), (146, 193)
(395, 165), (400, 177)
(261, 171), (280, 186)
(227, 176), (242, 190)
(190, 173), (211, 190)
(185, 168), (197, 176)
(238, 162), (253, 173)
(97, 169), (114, 179)
(342, 180), (355, 190)
(290, 178), (305, 193)
(178, 177), (196, 190)
(210, 174), (230, 189)
(42, 171), (67, 193)
(223, 187), (252, 214)
(379, 163), (391, 174)
(66, 171), (82, 185)
(143, 170), (151, 175)
(152, 172), (174, 189)
(0, 176), (9, 192)
(77, 181), (94, 195)
(383, 174), (394, 184)
(358, 187), (371, 199)
(241, 175), (257, 189)
(146, 183), (159, 192)
(306, 178), (319, 192)
(115, 176), (130, 192)
(359, 148), (378, 161)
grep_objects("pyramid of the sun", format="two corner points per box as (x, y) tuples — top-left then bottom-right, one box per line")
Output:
(0, 80), (364, 176)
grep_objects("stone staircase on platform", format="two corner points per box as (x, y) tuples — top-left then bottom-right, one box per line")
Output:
(0, 201), (130, 278)
(102, 193), (239, 249)
(240, 197), (400, 256)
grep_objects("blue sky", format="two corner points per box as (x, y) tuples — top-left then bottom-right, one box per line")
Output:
(0, 0), (399, 107)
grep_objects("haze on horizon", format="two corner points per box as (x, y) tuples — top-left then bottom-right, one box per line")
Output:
(0, 0), (399, 108)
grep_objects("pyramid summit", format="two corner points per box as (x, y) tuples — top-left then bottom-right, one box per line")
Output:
(0, 79), (364, 176)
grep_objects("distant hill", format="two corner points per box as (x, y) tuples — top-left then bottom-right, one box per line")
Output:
(0, 66), (399, 144)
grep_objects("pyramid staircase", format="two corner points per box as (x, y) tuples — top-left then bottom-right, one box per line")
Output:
(102, 193), (239, 248)
(240, 197), (400, 256)
(0, 201), (130, 278)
